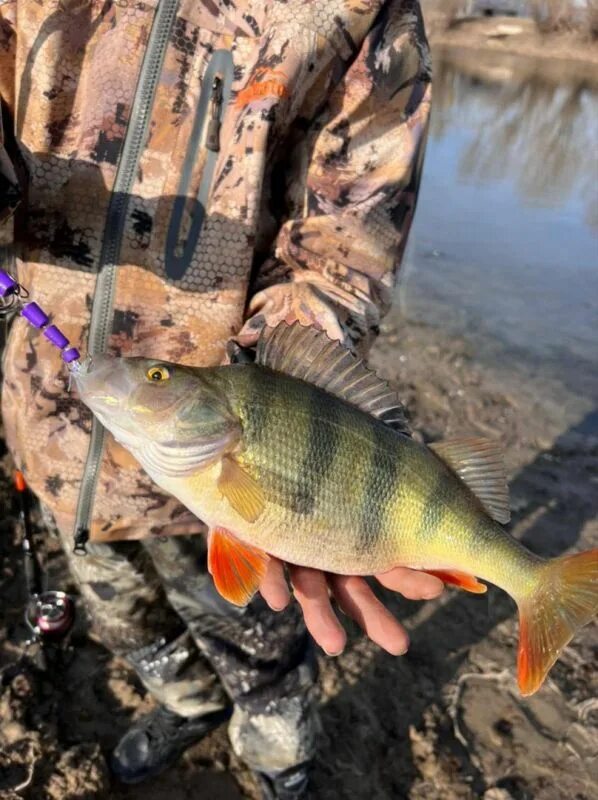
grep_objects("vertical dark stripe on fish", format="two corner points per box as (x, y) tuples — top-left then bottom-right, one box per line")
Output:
(419, 465), (454, 540)
(358, 419), (399, 553)
(290, 386), (340, 516)
(243, 366), (271, 445)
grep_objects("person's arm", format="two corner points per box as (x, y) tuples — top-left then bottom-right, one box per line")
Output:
(0, 1), (20, 230)
(244, 2), (441, 654)
(238, 0), (431, 357)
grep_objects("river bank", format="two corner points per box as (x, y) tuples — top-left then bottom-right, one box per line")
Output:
(425, 11), (598, 86)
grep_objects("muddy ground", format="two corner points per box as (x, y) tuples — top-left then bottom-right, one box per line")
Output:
(0, 314), (597, 800)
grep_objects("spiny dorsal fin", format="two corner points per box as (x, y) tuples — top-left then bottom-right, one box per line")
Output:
(256, 322), (410, 435)
(430, 437), (511, 524)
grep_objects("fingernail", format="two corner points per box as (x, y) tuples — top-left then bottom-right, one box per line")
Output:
(323, 647), (344, 657)
(268, 600), (289, 612)
(393, 637), (410, 656)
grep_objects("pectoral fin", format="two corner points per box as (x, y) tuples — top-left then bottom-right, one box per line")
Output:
(217, 456), (265, 523)
(208, 526), (270, 606)
(425, 569), (487, 594)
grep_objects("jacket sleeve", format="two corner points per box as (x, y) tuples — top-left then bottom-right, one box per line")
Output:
(240, 0), (431, 355)
(0, 1), (20, 233)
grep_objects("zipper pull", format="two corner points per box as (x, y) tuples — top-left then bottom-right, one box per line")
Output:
(205, 75), (223, 152)
(73, 526), (89, 556)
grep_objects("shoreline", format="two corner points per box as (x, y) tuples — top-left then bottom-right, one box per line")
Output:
(425, 13), (598, 85)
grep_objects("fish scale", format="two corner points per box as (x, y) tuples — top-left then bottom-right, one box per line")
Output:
(203, 365), (506, 579)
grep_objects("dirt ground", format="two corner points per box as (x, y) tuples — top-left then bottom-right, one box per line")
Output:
(0, 313), (596, 800)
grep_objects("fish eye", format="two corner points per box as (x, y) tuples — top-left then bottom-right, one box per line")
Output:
(146, 365), (170, 383)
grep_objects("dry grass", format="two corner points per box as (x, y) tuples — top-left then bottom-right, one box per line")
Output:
(421, 1), (473, 30)
(443, 0), (469, 29)
(423, 1), (598, 39)
(529, 1), (598, 38)
(586, 0), (598, 38)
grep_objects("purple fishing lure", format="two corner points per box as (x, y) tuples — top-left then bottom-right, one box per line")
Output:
(0, 269), (81, 364)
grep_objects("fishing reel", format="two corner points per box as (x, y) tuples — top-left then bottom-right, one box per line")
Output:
(0, 269), (81, 663)
(13, 470), (76, 650)
(25, 591), (75, 643)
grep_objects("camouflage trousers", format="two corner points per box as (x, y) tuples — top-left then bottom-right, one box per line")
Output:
(53, 520), (318, 774)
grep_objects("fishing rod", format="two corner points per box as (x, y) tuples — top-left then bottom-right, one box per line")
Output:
(1, 268), (78, 651)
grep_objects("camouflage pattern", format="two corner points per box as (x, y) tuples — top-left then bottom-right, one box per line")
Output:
(1, 0), (429, 776)
(50, 510), (317, 770)
(0, 0), (431, 541)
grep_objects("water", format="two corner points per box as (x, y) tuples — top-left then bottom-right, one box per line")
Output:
(400, 54), (598, 402)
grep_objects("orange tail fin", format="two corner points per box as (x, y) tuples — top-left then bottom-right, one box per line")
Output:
(517, 548), (598, 696)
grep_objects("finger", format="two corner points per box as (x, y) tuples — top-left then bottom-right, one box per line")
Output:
(375, 567), (444, 600)
(329, 575), (409, 656)
(289, 566), (346, 657)
(259, 558), (291, 611)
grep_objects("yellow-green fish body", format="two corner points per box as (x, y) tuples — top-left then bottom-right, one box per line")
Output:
(73, 323), (598, 696)
(168, 365), (534, 595)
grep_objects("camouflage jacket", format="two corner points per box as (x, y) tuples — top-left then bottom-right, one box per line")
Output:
(0, 0), (431, 542)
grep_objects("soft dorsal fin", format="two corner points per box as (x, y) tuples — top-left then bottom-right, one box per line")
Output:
(256, 322), (410, 435)
(430, 437), (511, 524)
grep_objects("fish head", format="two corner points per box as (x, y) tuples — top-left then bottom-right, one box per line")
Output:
(73, 355), (236, 460)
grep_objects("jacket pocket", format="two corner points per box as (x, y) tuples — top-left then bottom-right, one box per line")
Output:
(164, 49), (234, 280)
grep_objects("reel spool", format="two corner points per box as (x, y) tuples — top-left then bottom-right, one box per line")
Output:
(25, 591), (75, 642)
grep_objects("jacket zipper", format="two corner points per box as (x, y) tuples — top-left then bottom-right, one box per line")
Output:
(73, 0), (179, 545)
(165, 49), (233, 279)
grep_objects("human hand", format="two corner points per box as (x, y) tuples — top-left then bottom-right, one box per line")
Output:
(259, 558), (444, 656)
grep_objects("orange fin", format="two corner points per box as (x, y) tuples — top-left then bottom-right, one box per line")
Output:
(517, 548), (598, 696)
(217, 456), (265, 523)
(207, 526), (270, 607)
(425, 569), (487, 594)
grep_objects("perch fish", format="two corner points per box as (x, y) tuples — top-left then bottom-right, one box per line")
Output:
(73, 323), (598, 696)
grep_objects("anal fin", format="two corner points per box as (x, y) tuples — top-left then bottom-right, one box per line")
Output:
(208, 526), (269, 606)
(425, 569), (487, 594)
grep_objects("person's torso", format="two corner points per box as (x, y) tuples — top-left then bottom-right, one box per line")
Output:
(1, 0), (384, 538)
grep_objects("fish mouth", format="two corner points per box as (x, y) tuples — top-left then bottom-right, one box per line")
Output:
(73, 354), (186, 420)
(72, 354), (132, 410)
